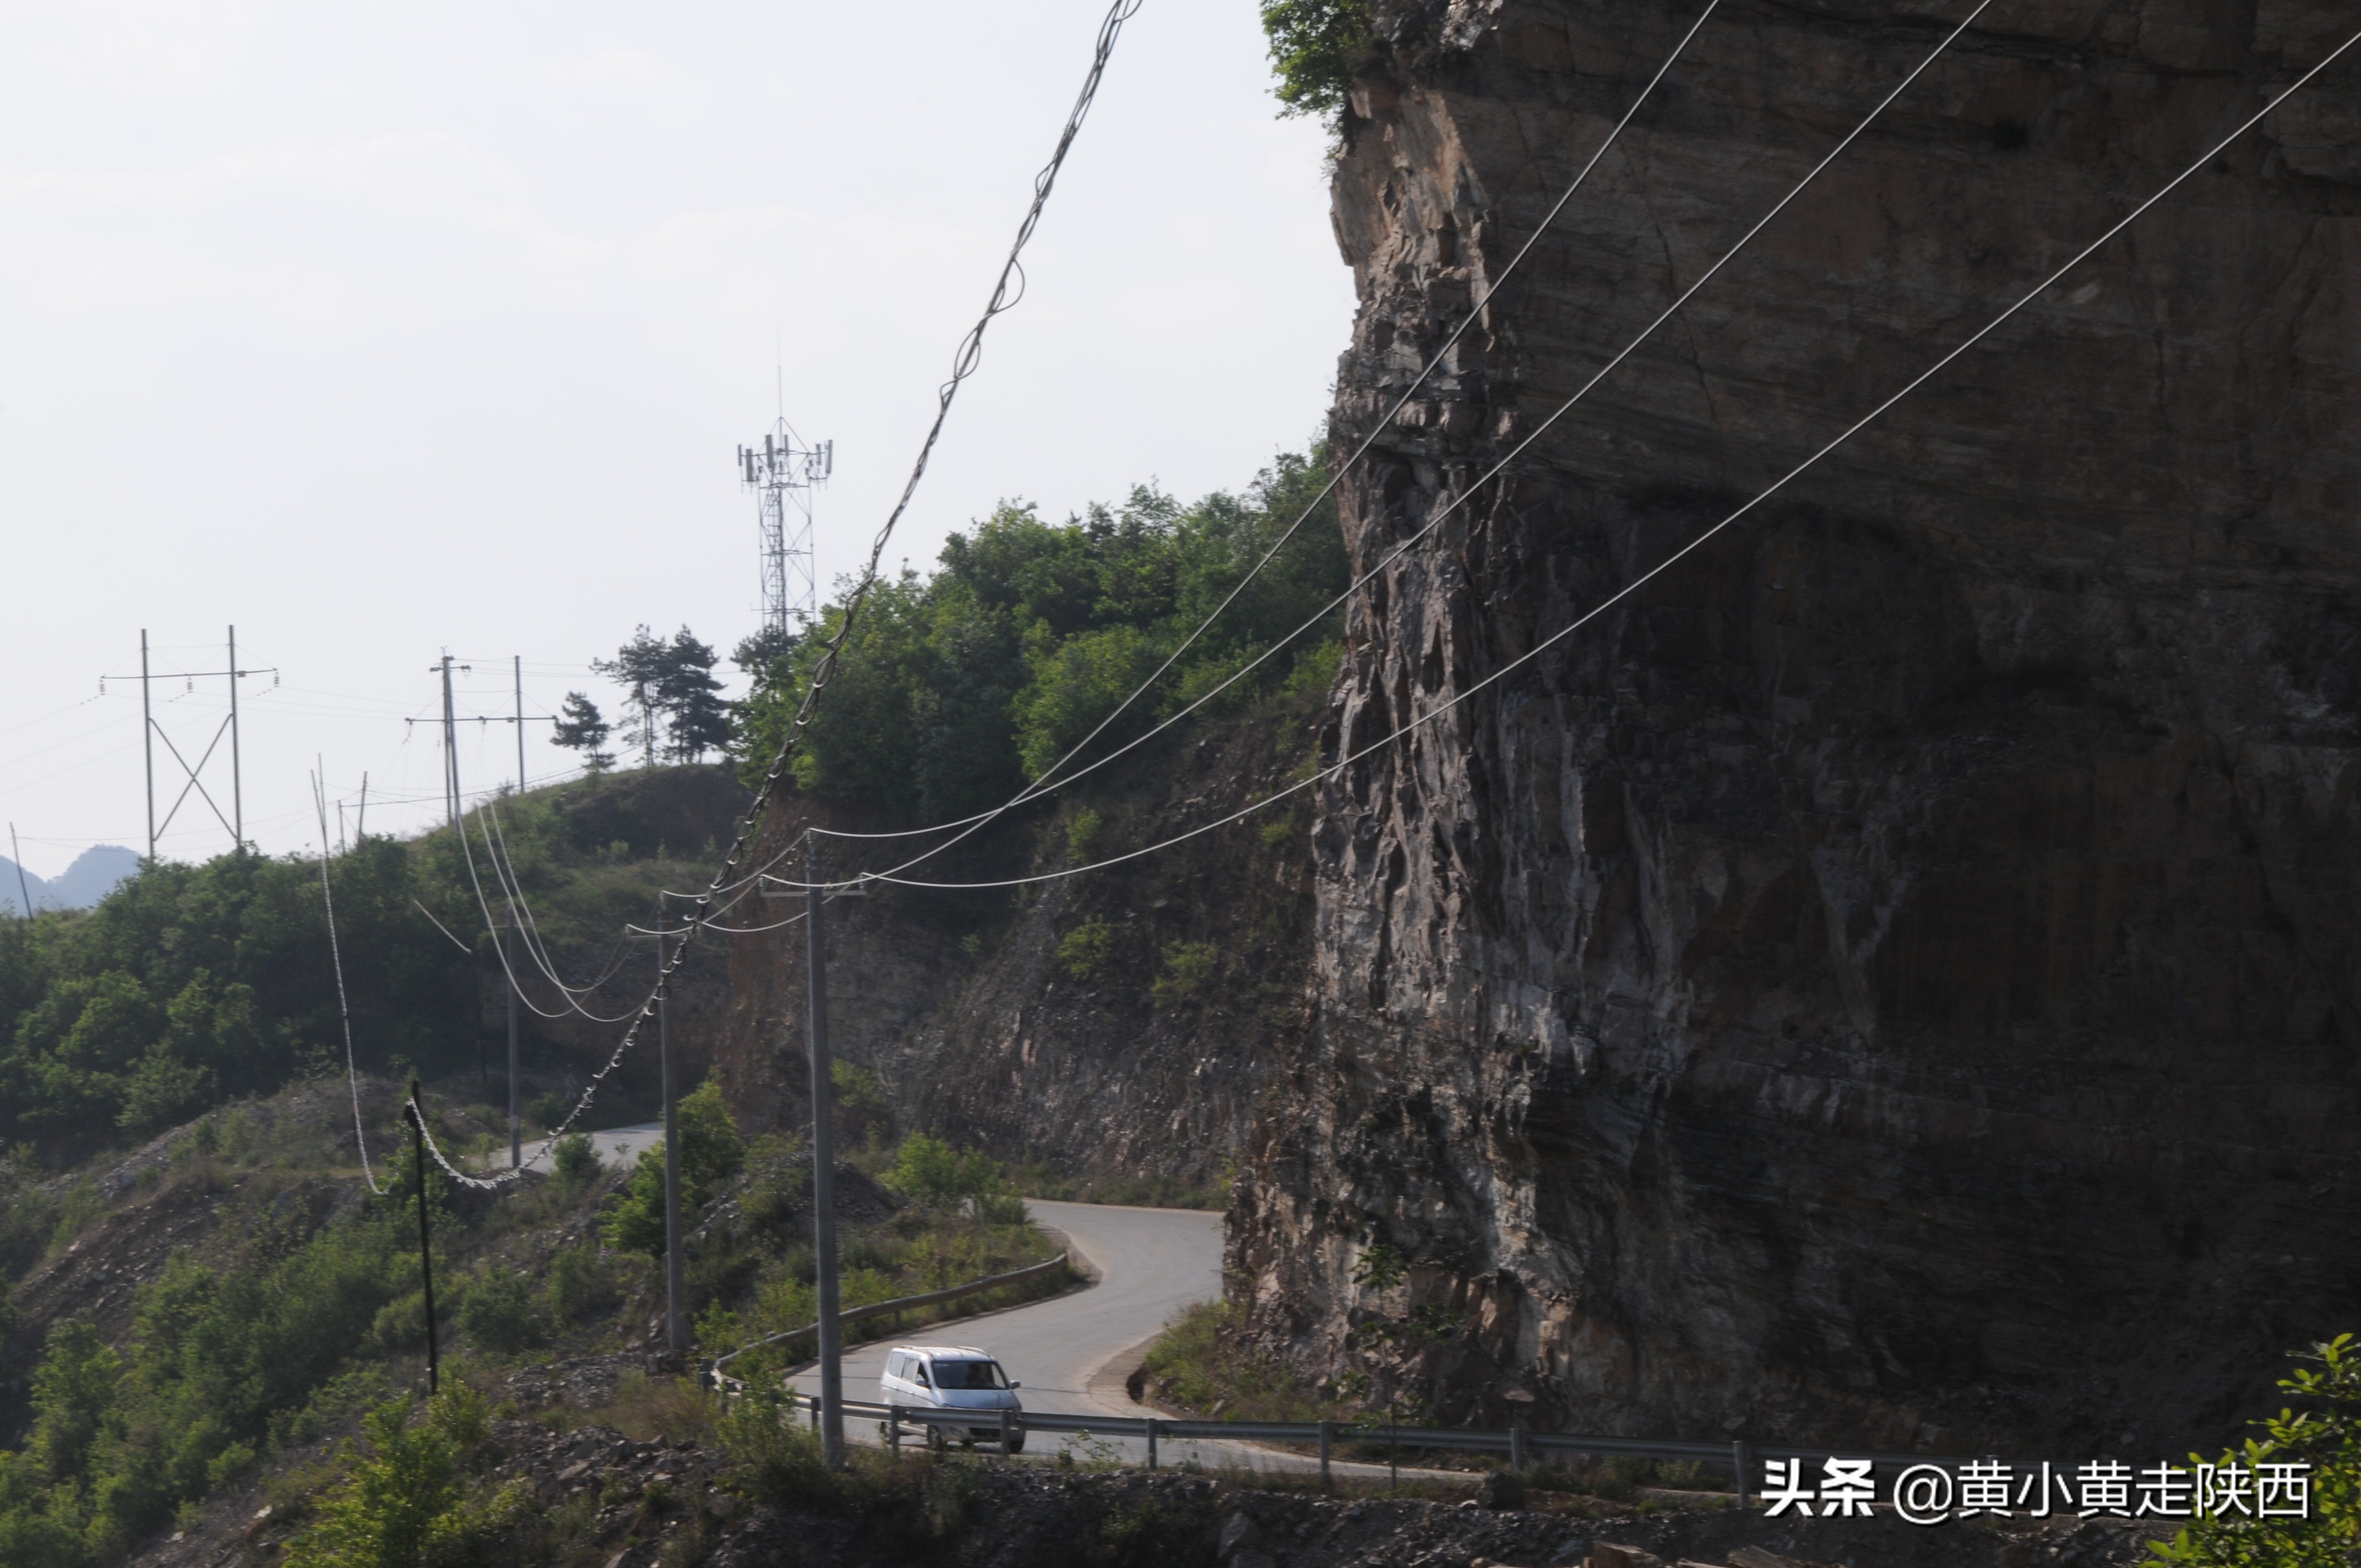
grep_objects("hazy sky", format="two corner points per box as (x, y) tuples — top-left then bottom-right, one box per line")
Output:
(0, 0), (1355, 874)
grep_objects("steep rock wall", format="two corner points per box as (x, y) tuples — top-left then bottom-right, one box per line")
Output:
(1233, 0), (2361, 1455)
(713, 695), (1323, 1191)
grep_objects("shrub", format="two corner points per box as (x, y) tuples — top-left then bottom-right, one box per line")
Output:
(281, 1397), (460, 1568)
(545, 1244), (622, 1328)
(1149, 941), (1218, 1009)
(602, 1081), (744, 1257)
(1057, 918), (1114, 982)
(717, 1379), (837, 1510)
(550, 1133), (599, 1192)
(457, 1272), (545, 1355)
(2152, 1334), (2361, 1568)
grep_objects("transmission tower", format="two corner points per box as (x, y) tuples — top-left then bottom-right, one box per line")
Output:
(737, 421), (833, 640)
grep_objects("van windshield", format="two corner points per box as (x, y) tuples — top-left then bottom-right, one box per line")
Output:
(930, 1359), (1007, 1390)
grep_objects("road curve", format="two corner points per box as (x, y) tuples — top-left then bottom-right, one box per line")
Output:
(782, 1200), (1224, 1465)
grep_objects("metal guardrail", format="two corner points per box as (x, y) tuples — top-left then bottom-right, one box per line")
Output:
(705, 1251), (1073, 1374)
(771, 1392), (1969, 1497)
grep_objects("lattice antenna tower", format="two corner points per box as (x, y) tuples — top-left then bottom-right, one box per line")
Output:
(737, 420), (833, 639)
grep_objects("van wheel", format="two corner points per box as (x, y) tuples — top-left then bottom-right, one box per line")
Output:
(926, 1424), (946, 1453)
(1007, 1433), (1026, 1455)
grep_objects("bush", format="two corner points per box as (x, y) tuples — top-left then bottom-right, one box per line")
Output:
(457, 1272), (545, 1355)
(1058, 918), (1114, 982)
(882, 1134), (1005, 1213)
(602, 1081), (744, 1257)
(717, 1379), (838, 1510)
(550, 1133), (599, 1192)
(2152, 1335), (2361, 1568)
(1149, 941), (1218, 1009)
(546, 1244), (622, 1329)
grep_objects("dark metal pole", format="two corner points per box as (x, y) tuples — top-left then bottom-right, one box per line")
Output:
(407, 1079), (439, 1395)
(140, 630), (155, 862)
(807, 830), (845, 1466)
(227, 625), (242, 850)
(659, 918), (684, 1354)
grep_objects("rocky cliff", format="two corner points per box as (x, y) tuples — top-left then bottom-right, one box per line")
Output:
(712, 689), (1324, 1196)
(1231, 0), (2361, 1456)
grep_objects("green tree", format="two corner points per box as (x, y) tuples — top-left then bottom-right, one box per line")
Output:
(656, 627), (730, 764)
(601, 1080), (745, 1256)
(30, 1320), (121, 1484)
(548, 692), (614, 771)
(2153, 1335), (2361, 1568)
(281, 1397), (461, 1568)
(1261, 0), (1374, 127)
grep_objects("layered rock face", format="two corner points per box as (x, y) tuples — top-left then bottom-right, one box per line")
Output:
(713, 698), (1321, 1195)
(1233, 0), (2361, 1453)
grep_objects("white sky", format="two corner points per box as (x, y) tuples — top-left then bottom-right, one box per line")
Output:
(0, 0), (1356, 875)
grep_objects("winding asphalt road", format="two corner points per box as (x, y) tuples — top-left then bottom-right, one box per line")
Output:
(774, 1199), (1461, 1480)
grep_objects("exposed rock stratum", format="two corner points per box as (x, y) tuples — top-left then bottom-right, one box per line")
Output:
(1231, 0), (2361, 1455)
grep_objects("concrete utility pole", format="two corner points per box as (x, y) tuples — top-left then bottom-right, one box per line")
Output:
(437, 654), (460, 829)
(807, 830), (845, 1466)
(507, 923), (521, 1169)
(625, 910), (688, 1355)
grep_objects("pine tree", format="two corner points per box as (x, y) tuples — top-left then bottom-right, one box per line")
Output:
(658, 627), (729, 764)
(548, 692), (614, 771)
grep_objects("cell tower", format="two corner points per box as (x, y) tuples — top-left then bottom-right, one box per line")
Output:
(738, 421), (833, 638)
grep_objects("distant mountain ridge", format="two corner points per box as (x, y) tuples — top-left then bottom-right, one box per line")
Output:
(0, 845), (138, 916)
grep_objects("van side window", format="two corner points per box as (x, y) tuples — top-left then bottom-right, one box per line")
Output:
(885, 1353), (904, 1379)
(913, 1361), (932, 1387)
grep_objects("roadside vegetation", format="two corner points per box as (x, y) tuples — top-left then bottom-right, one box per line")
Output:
(0, 1075), (1065, 1566)
(728, 448), (1345, 823)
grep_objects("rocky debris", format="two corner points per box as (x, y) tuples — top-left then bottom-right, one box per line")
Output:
(482, 1419), (724, 1567)
(505, 1355), (651, 1412)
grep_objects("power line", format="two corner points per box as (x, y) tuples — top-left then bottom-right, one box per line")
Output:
(784, 0), (1989, 890)
(401, 0), (1143, 1190)
(795, 0), (1728, 871)
(794, 18), (2361, 896)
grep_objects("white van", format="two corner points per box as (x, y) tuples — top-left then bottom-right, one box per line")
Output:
(879, 1344), (1024, 1451)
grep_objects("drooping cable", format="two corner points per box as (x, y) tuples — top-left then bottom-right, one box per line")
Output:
(312, 770), (385, 1196)
(407, 0), (1144, 1188)
(766, 0), (1993, 888)
(824, 20), (2361, 895)
(791, 0), (1727, 861)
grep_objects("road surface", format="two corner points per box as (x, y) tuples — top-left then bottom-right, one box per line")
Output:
(777, 1199), (1458, 1479)
(523, 1121), (663, 1172)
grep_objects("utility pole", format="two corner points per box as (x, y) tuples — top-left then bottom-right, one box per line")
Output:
(806, 831), (845, 1466)
(140, 631), (155, 862)
(227, 625), (243, 848)
(624, 909), (688, 1355)
(437, 654), (461, 829)
(406, 1080), (440, 1396)
(514, 655), (526, 795)
(508, 923), (521, 1169)
(357, 774), (368, 840)
(129, 629), (275, 862)
(8, 824), (31, 918)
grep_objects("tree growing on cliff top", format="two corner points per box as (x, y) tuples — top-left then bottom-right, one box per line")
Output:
(1261, 0), (1373, 127)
